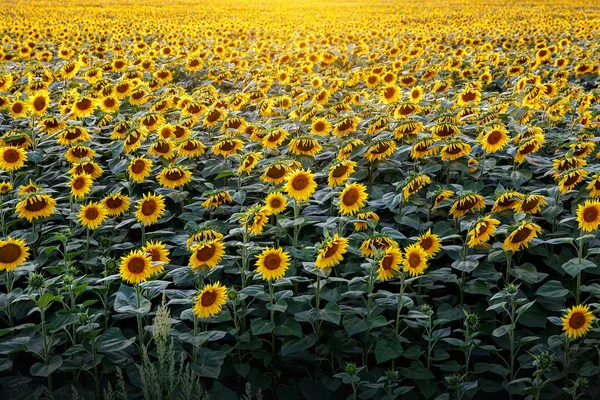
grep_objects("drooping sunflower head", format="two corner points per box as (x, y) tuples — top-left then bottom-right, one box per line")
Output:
(135, 192), (166, 226)
(315, 233), (349, 269)
(288, 136), (322, 156)
(353, 211), (380, 232)
(502, 221), (543, 253)
(241, 204), (271, 236)
(119, 249), (153, 284)
(377, 246), (403, 282)
(189, 239), (225, 270)
(102, 193), (131, 216)
(364, 140), (397, 163)
(284, 169), (317, 202)
(416, 229), (442, 257)
(577, 200), (600, 232)
(491, 190), (525, 213)
(64, 145), (96, 164)
(467, 215), (501, 248)
(402, 174), (432, 200)
(328, 159), (357, 187)
(402, 243), (429, 277)
(16, 193), (56, 222)
(148, 139), (175, 159)
(68, 160), (103, 180)
(177, 139), (207, 158)
(256, 247), (291, 281)
(202, 190), (233, 209)
(558, 168), (588, 194)
(193, 282), (227, 318)
(514, 194), (547, 215)
(158, 166), (193, 189)
(262, 128), (289, 149)
(561, 305), (595, 339)
(236, 152), (263, 175)
(393, 120), (424, 139)
(211, 138), (244, 157)
(186, 228), (224, 250)
(440, 140), (471, 161)
(338, 182), (368, 216)
(0, 237), (30, 271)
(359, 234), (398, 258)
(433, 189), (455, 207)
(449, 193), (486, 219)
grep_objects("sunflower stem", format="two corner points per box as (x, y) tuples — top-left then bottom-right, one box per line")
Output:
(315, 274), (322, 340)
(391, 273), (406, 370)
(576, 231), (583, 304)
(269, 280), (276, 356)
(505, 255), (512, 286)
(192, 313), (199, 363)
(564, 337), (570, 385)
(5, 270), (14, 327)
(293, 199), (300, 270)
(0, 202), (6, 237)
(141, 224), (146, 245)
(85, 228), (90, 271)
(135, 283), (144, 348)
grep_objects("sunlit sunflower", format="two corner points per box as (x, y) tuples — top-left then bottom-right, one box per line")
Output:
(457, 87), (482, 106)
(69, 173), (93, 199)
(262, 128), (289, 149)
(514, 134), (545, 164)
(467, 216), (501, 248)
(256, 247), (290, 280)
(157, 166), (192, 189)
(328, 160), (356, 187)
(433, 189), (455, 207)
(380, 85), (401, 104)
(315, 234), (349, 269)
(416, 229), (442, 257)
(71, 96), (97, 118)
(337, 138), (364, 160)
(409, 86), (423, 103)
(0, 146), (27, 171)
(393, 120), (424, 139)
(119, 249), (153, 284)
(577, 200), (600, 232)
(514, 194), (547, 215)
(57, 126), (91, 146)
(212, 138), (244, 157)
(189, 240), (225, 269)
(562, 305), (595, 339)
(9, 100), (29, 119)
(431, 123), (460, 140)
(241, 204), (271, 236)
(148, 140), (175, 159)
(359, 235), (399, 258)
(0, 181), (12, 195)
(448, 193), (486, 219)
(310, 118), (332, 136)
(202, 190), (232, 209)
(78, 202), (107, 229)
(193, 282), (227, 318)
(265, 191), (288, 214)
(503, 221), (543, 252)
(261, 162), (292, 184)
(64, 146), (96, 164)
(364, 140), (396, 162)
(354, 211), (380, 231)
(28, 91), (50, 116)
(69, 160), (103, 180)
(177, 139), (206, 158)
(558, 169), (588, 194)
(143, 240), (170, 274)
(377, 247), (403, 281)
(237, 152), (262, 175)
(551, 157), (586, 179)
(16, 194), (56, 222)
(135, 193), (166, 226)
(125, 156), (152, 183)
(186, 229), (224, 250)
(439, 141), (471, 161)
(402, 174), (431, 200)
(411, 136), (439, 159)
(284, 169), (317, 202)
(492, 190), (524, 213)
(339, 183), (368, 216)
(289, 136), (322, 156)
(98, 192), (129, 216)
(587, 175), (600, 198)
(0, 237), (30, 271)
(402, 244), (429, 277)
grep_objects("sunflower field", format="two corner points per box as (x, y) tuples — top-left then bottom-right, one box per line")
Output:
(1, 0), (600, 398)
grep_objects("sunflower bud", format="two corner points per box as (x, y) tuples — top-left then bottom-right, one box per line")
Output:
(28, 273), (45, 290)
(345, 362), (358, 376)
(533, 351), (553, 371)
(227, 288), (239, 301)
(464, 312), (480, 331)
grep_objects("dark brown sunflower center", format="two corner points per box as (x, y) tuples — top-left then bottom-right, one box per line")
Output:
(371, 143), (390, 155)
(25, 197), (48, 212)
(457, 196), (478, 210)
(3, 148), (20, 163)
(65, 129), (82, 140)
(12, 103), (23, 113)
(85, 207), (99, 220)
(445, 145), (463, 155)
(332, 165), (349, 178)
(563, 174), (581, 186)
(71, 147), (88, 158)
(519, 142), (536, 155)
(183, 141), (198, 151)
(131, 160), (146, 174)
(206, 109), (222, 123)
(0, 243), (21, 263)
(105, 197), (123, 209)
(584, 207), (598, 223)
(165, 170), (184, 181)
(569, 312), (586, 329)
(263, 254), (281, 270)
(266, 166), (286, 179)
(147, 249), (161, 262)
(219, 141), (236, 151)
(104, 98), (116, 107)
(33, 96), (47, 111)
(127, 257), (146, 274)
(201, 290), (217, 306)
(296, 140), (316, 151)
(291, 175), (309, 191)
(511, 227), (532, 244)
(487, 131), (502, 145)
(521, 198), (538, 212)
(420, 237), (433, 250)
(195, 244), (216, 262)
(381, 254), (393, 270)
(435, 125), (455, 137)
(498, 197), (517, 207)
(141, 200), (157, 216)
(323, 242), (340, 258)
(313, 121), (326, 132)
(384, 87), (396, 99)
(409, 254), (421, 268)
(475, 221), (489, 237)
(337, 119), (353, 131)
(72, 177), (85, 190)
(270, 198), (281, 208)
(75, 98), (92, 111)
(342, 188), (359, 206)
(462, 91), (477, 102)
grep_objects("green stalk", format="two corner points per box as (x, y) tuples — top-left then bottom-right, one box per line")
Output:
(269, 280), (276, 356)
(135, 284), (144, 348)
(5, 271), (14, 327)
(576, 231), (583, 304)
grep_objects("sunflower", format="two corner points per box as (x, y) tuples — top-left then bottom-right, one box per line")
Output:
(265, 191), (288, 214)
(402, 244), (429, 277)
(0, 146), (27, 171)
(203, 108), (226, 127)
(202, 191), (232, 209)
(562, 305), (595, 339)
(102, 193), (131, 216)
(364, 140), (396, 162)
(99, 96), (120, 113)
(284, 169), (317, 202)
(78, 202), (108, 230)
(409, 86), (423, 103)
(337, 139), (364, 160)
(449, 193), (486, 219)
(339, 183), (368, 216)
(359, 235), (398, 258)
(241, 205), (271, 236)
(380, 85), (401, 104)
(186, 229), (224, 250)
(71, 97), (97, 117)
(411, 136), (439, 159)
(310, 118), (332, 136)
(0, 181), (12, 195)
(514, 194), (547, 215)
(212, 138), (244, 157)
(328, 160), (356, 187)
(143, 240), (170, 274)
(148, 140), (175, 159)
(261, 162), (291, 184)
(177, 139), (206, 158)
(377, 247), (403, 281)
(433, 189), (454, 207)
(402, 174), (431, 200)
(289, 136), (322, 156)
(64, 146), (96, 164)
(16, 194), (56, 222)
(354, 211), (380, 231)
(69, 161), (103, 180)
(236, 152), (262, 175)
(393, 120), (424, 139)
(256, 247), (290, 280)
(9, 100), (29, 119)
(315, 234), (349, 269)
(431, 123), (460, 140)
(135, 193), (166, 226)
(332, 116), (360, 137)
(119, 249), (153, 284)
(28, 91), (50, 116)
(467, 216), (501, 248)
(69, 173), (93, 199)
(587, 175), (600, 198)
(1, 132), (32, 150)
(477, 124), (510, 153)
(0, 237), (30, 271)
(128, 157), (152, 183)
(514, 134), (545, 164)
(558, 169), (588, 194)
(503, 221), (543, 252)
(551, 157), (586, 179)
(57, 127), (91, 145)
(193, 282), (227, 318)
(416, 229), (442, 257)
(492, 190), (524, 213)
(189, 240), (225, 269)
(457, 87), (482, 106)
(262, 128), (289, 149)
(123, 127), (149, 154)
(157, 166), (192, 189)
(577, 200), (600, 232)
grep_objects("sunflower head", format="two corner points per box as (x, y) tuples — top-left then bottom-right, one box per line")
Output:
(562, 305), (595, 339)
(315, 234), (349, 269)
(577, 200), (600, 232)
(256, 247), (290, 280)
(402, 243), (428, 277)
(377, 247), (403, 282)
(284, 169), (317, 202)
(339, 183), (368, 216)
(0, 237), (30, 271)
(135, 193), (166, 226)
(189, 239), (225, 270)
(193, 282), (227, 318)
(119, 249), (153, 284)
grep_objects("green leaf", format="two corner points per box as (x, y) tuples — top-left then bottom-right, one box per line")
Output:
(343, 315), (368, 336)
(30, 355), (62, 377)
(375, 336), (403, 363)
(561, 258), (596, 277)
(114, 284), (151, 316)
(250, 319), (275, 335)
(281, 334), (316, 356)
(400, 364), (434, 380)
(451, 260), (479, 273)
(192, 348), (227, 378)
(536, 280), (569, 298)
(321, 301), (341, 325)
(96, 328), (136, 353)
(492, 325), (511, 337)
(276, 317), (303, 338)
